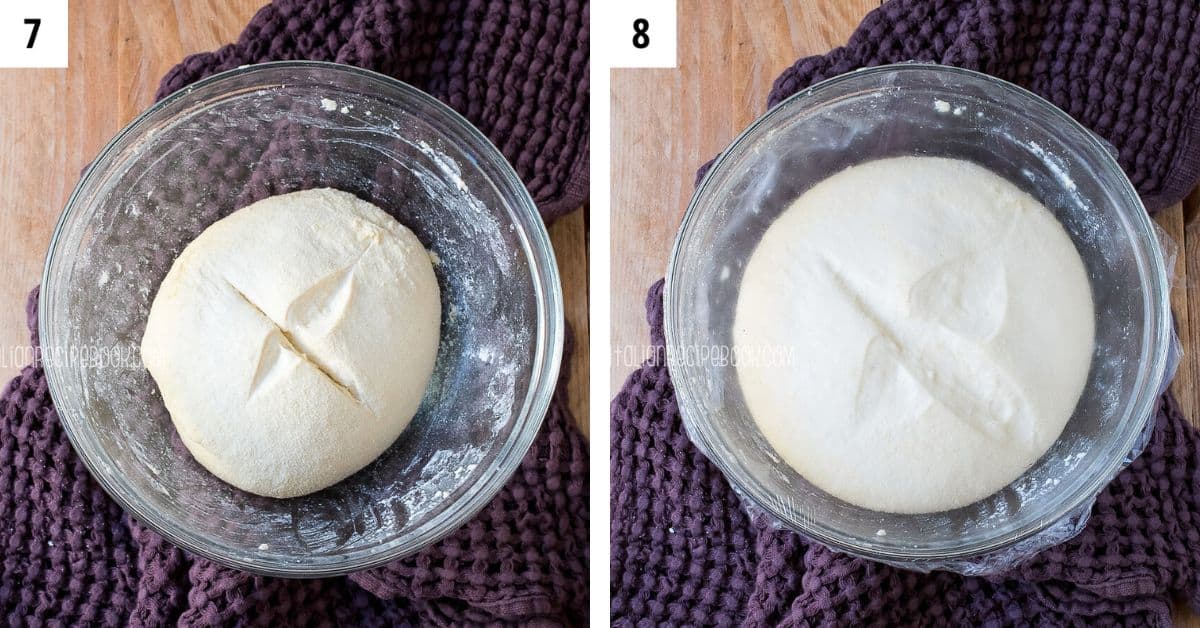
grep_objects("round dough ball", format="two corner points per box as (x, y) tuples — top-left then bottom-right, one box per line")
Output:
(734, 157), (1094, 514)
(141, 188), (441, 498)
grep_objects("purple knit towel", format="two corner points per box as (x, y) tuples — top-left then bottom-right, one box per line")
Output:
(613, 1), (1200, 626)
(1, 1), (588, 626)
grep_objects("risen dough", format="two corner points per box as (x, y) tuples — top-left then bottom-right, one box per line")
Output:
(734, 157), (1094, 514)
(142, 188), (441, 498)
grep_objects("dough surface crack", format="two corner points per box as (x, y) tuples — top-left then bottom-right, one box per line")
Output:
(284, 241), (373, 333)
(825, 257), (1032, 444)
(225, 277), (364, 407)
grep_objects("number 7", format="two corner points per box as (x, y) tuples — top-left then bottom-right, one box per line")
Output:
(24, 18), (40, 49)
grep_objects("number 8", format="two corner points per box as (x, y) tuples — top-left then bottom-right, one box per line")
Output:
(632, 18), (649, 49)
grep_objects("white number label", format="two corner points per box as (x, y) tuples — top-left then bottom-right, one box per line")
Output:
(599, 1), (677, 68)
(0, 0), (66, 68)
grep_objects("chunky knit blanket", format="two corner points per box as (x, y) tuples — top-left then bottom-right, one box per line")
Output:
(1, 1), (588, 626)
(612, 0), (1200, 625)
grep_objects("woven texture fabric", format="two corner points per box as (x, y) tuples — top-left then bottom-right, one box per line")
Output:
(158, 0), (589, 223)
(614, 283), (1200, 626)
(1, 1), (588, 626)
(769, 0), (1200, 213)
(612, 0), (1200, 626)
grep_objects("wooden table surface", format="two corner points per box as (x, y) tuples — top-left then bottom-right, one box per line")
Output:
(0, 1), (589, 434)
(611, 0), (1200, 622)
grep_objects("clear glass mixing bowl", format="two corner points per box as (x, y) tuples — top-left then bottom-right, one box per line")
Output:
(40, 61), (563, 577)
(666, 64), (1172, 573)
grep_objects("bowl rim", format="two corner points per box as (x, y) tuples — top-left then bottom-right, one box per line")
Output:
(664, 62), (1172, 565)
(39, 59), (564, 577)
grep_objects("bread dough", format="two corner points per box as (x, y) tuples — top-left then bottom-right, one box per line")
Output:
(734, 157), (1095, 514)
(141, 188), (441, 498)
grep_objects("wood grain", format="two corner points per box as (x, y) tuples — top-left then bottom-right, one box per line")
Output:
(550, 205), (591, 435)
(0, 1), (589, 436)
(1164, 188), (1200, 626)
(611, 1), (1200, 622)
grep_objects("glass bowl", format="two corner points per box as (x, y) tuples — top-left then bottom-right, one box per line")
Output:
(665, 64), (1172, 573)
(39, 61), (563, 577)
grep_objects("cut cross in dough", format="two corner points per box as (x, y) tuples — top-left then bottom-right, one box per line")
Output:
(141, 188), (441, 498)
(734, 157), (1095, 514)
